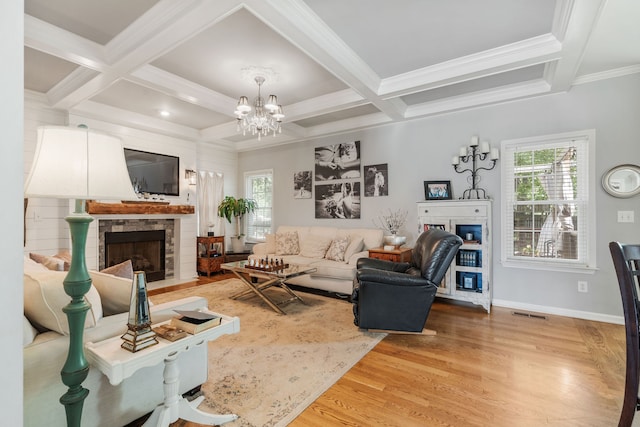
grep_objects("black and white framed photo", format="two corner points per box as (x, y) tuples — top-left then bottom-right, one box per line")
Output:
(293, 171), (312, 199)
(364, 164), (388, 197)
(314, 141), (361, 181)
(314, 182), (361, 219)
(424, 180), (452, 200)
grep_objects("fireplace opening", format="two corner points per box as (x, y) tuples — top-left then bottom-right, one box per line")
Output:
(105, 230), (166, 282)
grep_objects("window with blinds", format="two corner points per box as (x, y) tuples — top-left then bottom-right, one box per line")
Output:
(245, 169), (273, 242)
(501, 130), (596, 271)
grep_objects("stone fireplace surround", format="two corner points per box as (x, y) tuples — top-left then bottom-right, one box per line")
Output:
(98, 219), (175, 279)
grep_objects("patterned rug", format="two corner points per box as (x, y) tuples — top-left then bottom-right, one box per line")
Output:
(150, 278), (385, 427)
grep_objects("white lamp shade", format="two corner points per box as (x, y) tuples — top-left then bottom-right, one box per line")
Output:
(24, 126), (138, 200)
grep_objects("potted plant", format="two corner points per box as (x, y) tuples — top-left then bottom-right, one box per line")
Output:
(217, 196), (257, 252)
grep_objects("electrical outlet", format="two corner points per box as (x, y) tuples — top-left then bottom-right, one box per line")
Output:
(578, 281), (588, 293)
(618, 211), (635, 223)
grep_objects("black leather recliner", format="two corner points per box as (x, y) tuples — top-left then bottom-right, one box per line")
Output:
(352, 228), (463, 332)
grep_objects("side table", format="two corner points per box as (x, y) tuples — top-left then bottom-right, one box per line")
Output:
(86, 311), (240, 427)
(368, 246), (412, 263)
(197, 236), (225, 276)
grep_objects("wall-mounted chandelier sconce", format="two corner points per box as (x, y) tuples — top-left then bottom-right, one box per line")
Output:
(452, 135), (499, 199)
(185, 169), (197, 186)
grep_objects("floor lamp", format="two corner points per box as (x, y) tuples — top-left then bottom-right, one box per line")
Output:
(24, 125), (137, 427)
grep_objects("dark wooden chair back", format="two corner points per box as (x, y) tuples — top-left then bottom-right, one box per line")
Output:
(610, 241), (640, 427)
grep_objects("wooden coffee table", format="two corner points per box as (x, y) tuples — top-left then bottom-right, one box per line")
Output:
(221, 260), (316, 314)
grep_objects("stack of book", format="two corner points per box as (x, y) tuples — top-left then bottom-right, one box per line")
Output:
(170, 310), (222, 334)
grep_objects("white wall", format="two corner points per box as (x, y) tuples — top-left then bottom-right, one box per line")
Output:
(3, 1), (24, 424)
(239, 73), (640, 322)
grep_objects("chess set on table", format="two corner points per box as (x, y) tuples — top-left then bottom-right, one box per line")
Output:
(245, 257), (289, 272)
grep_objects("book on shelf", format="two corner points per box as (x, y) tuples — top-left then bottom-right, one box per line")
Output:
(170, 310), (222, 334)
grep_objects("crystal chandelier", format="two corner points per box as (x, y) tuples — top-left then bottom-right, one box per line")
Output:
(235, 76), (284, 140)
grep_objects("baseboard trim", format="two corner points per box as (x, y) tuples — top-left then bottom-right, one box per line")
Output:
(491, 299), (623, 325)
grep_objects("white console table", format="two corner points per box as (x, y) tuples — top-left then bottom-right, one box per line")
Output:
(86, 311), (240, 427)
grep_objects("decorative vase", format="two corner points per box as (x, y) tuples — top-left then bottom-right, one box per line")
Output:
(231, 236), (246, 253)
(383, 234), (407, 248)
(121, 271), (158, 352)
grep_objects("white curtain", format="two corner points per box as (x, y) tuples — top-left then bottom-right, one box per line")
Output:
(196, 171), (224, 237)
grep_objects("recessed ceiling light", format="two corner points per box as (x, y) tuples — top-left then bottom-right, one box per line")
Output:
(159, 110), (170, 117)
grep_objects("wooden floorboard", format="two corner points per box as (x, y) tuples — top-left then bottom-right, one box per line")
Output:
(130, 275), (626, 427)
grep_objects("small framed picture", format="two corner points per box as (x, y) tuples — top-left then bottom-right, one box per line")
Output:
(424, 180), (452, 200)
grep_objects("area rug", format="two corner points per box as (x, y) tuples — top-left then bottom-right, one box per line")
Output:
(150, 279), (385, 427)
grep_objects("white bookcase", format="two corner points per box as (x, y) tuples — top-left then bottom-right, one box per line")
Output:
(416, 199), (492, 312)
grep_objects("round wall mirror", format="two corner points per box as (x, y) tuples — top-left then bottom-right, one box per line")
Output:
(602, 164), (640, 198)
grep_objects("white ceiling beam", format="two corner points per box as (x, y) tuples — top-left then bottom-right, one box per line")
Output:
(303, 112), (393, 139)
(24, 14), (107, 71)
(283, 89), (366, 121)
(546, 0), (607, 91)
(379, 34), (562, 98)
(245, 0), (406, 121)
(128, 65), (238, 115)
(46, 0), (242, 110)
(70, 99), (202, 141)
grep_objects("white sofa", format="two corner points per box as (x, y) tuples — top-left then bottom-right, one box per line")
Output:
(23, 258), (209, 427)
(250, 226), (384, 295)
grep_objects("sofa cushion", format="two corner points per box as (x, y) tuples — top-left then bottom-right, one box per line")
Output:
(29, 252), (64, 271)
(24, 271), (103, 334)
(299, 234), (333, 258)
(344, 236), (364, 261)
(54, 249), (72, 271)
(308, 258), (356, 280)
(325, 236), (350, 261)
(276, 231), (300, 255)
(100, 259), (134, 280)
(89, 270), (133, 316)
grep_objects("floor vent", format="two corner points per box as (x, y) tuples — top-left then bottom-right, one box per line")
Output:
(512, 311), (547, 320)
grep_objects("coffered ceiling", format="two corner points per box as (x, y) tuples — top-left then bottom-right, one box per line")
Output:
(24, 0), (640, 151)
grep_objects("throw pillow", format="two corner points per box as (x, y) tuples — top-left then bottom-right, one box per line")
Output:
(89, 270), (133, 316)
(100, 259), (134, 280)
(344, 236), (364, 262)
(325, 236), (350, 261)
(23, 271), (103, 335)
(54, 249), (72, 271)
(29, 252), (64, 271)
(300, 234), (333, 258)
(275, 231), (300, 255)
(24, 255), (50, 274)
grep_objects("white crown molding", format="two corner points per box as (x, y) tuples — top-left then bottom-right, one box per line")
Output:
(405, 80), (551, 118)
(379, 34), (561, 98)
(572, 64), (640, 85)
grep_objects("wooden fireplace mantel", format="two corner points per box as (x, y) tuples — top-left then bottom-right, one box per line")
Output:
(86, 200), (195, 215)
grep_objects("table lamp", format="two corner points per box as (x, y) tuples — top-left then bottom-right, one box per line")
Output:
(24, 125), (137, 427)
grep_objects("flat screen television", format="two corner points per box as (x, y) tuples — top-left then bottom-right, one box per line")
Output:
(123, 148), (180, 196)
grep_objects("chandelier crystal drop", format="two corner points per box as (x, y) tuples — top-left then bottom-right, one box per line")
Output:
(235, 76), (284, 140)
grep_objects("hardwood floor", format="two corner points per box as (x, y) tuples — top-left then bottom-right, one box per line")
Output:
(140, 275), (626, 426)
